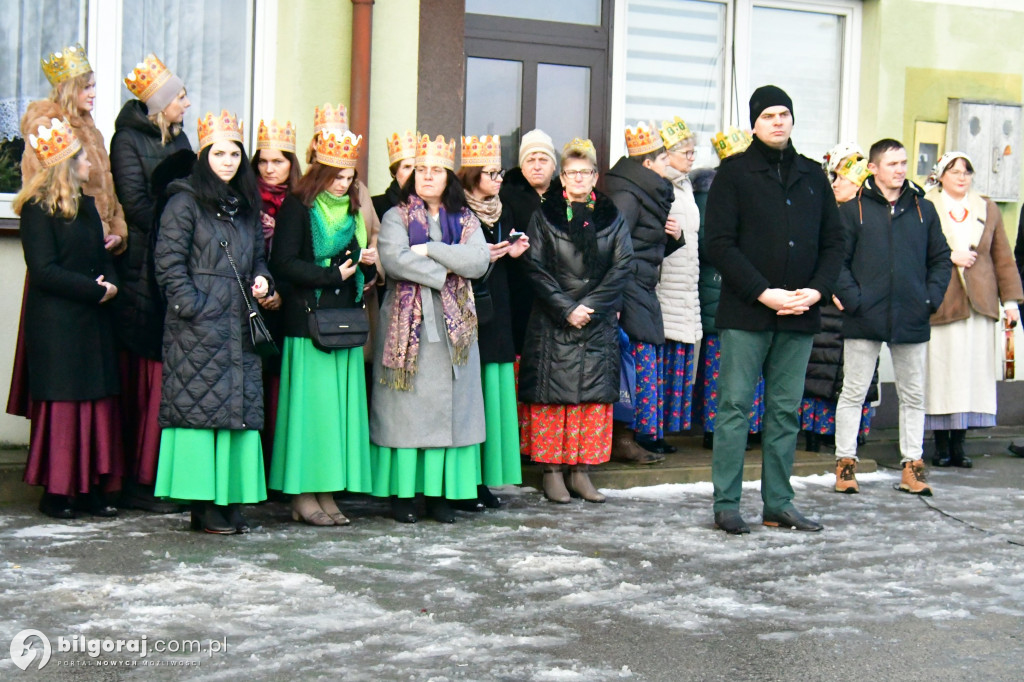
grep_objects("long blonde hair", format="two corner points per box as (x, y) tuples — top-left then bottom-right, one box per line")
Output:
(13, 151), (83, 219)
(51, 71), (94, 118)
(147, 88), (186, 145)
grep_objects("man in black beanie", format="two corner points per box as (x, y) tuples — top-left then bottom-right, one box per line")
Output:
(704, 85), (844, 534)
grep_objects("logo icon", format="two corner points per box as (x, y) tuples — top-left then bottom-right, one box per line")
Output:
(10, 629), (51, 671)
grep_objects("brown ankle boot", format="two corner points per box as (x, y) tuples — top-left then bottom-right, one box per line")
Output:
(610, 423), (664, 464)
(834, 457), (859, 494)
(567, 464), (606, 503)
(542, 466), (571, 503)
(898, 459), (932, 496)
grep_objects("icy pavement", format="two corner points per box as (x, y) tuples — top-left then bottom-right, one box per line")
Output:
(1, 458), (1023, 681)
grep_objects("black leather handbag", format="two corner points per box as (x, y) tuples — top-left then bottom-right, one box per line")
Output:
(306, 302), (369, 352)
(221, 240), (278, 358)
(472, 263), (495, 325)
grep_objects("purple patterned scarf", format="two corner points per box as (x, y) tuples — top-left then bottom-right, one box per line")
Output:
(381, 195), (480, 390)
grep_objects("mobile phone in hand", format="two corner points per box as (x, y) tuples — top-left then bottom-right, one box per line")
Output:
(508, 232), (523, 244)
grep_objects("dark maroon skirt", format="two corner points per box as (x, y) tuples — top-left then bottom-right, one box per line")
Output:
(25, 396), (124, 496)
(6, 275), (31, 418)
(260, 372), (280, 475)
(118, 352), (163, 485)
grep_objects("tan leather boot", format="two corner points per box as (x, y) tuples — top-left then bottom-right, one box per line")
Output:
(834, 457), (859, 494)
(567, 464), (606, 503)
(610, 422), (664, 464)
(542, 466), (571, 503)
(898, 459), (932, 496)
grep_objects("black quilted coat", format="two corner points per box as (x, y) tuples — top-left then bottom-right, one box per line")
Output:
(154, 179), (272, 430)
(518, 186), (633, 405)
(604, 157), (677, 344)
(803, 304), (879, 403)
(109, 99), (193, 358)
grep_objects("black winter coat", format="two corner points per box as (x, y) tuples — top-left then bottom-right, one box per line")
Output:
(19, 196), (119, 401)
(835, 179), (951, 344)
(371, 179), (401, 222)
(604, 157), (677, 344)
(1014, 205), (1024, 285)
(475, 213), (518, 365)
(499, 167), (545, 354)
(804, 304), (879, 402)
(705, 138), (845, 333)
(518, 187), (633, 405)
(109, 99), (193, 358)
(692, 169), (721, 334)
(155, 179), (272, 430)
(269, 195), (371, 339)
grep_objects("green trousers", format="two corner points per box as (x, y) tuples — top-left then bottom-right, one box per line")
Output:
(712, 328), (813, 513)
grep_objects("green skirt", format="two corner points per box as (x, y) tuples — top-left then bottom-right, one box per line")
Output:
(269, 337), (372, 494)
(481, 362), (522, 486)
(371, 444), (481, 500)
(155, 428), (267, 505)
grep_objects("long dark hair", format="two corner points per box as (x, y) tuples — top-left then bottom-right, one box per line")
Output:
(191, 141), (260, 214)
(293, 160), (360, 213)
(251, 148), (303, 190)
(398, 168), (466, 213)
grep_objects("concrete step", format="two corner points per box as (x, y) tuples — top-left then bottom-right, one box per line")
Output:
(0, 446), (36, 505)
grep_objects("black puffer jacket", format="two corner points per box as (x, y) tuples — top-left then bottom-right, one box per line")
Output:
(518, 187), (633, 405)
(269, 194), (372, 338)
(693, 168), (720, 334)
(499, 167), (545, 354)
(604, 157), (677, 344)
(804, 304), (879, 402)
(835, 178), (951, 344)
(110, 99), (193, 358)
(154, 179), (272, 430)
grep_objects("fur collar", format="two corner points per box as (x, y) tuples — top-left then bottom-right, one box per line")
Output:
(539, 183), (619, 232)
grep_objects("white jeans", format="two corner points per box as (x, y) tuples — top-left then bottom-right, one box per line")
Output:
(835, 340), (927, 463)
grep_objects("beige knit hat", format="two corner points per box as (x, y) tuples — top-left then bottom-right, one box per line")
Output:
(518, 129), (556, 168)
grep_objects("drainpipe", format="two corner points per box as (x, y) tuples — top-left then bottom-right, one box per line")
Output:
(350, 0), (374, 181)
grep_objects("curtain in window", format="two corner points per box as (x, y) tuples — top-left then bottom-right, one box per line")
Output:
(120, 0), (251, 149)
(0, 0), (85, 141)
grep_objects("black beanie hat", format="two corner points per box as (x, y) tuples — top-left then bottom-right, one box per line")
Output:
(749, 85), (794, 127)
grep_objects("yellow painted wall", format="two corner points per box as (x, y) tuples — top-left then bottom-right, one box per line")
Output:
(273, 0), (420, 196)
(859, 0), (1024, 229)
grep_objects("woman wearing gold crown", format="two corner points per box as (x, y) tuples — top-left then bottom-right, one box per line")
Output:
(13, 118), (123, 519)
(250, 120), (300, 470)
(518, 138), (633, 503)
(372, 130), (417, 220)
(370, 134), (491, 524)
(153, 111), (272, 534)
(922, 152), (1023, 469)
(108, 53), (192, 514)
(7, 44), (127, 427)
(455, 135), (530, 510)
(267, 128), (375, 526)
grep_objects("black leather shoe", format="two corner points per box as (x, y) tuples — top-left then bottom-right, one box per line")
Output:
(1008, 441), (1024, 457)
(477, 484), (502, 509)
(74, 490), (118, 517)
(39, 493), (76, 519)
(120, 481), (185, 514)
(226, 504), (250, 533)
(804, 431), (821, 453)
(949, 430), (973, 468)
(762, 507), (823, 532)
(635, 437), (666, 454)
(391, 497), (418, 524)
(654, 439), (677, 454)
(452, 498), (486, 512)
(190, 503), (235, 534)
(425, 496), (456, 523)
(714, 509), (750, 535)
(932, 430), (952, 467)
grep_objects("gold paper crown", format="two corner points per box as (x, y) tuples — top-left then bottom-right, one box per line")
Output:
(625, 122), (663, 157)
(386, 130), (417, 165)
(835, 156), (871, 186)
(712, 127), (753, 160)
(124, 54), (174, 102)
(197, 110), (244, 150)
(41, 43), (92, 86)
(28, 118), (82, 168)
(314, 129), (361, 169)
(313, 103), (348, 135)
(460, 135), (501, 167)
(256, 119), (297, 153)
(563, 137), (597, 164)
(416, 134), (457, 171)
(659, 116), (694, 150)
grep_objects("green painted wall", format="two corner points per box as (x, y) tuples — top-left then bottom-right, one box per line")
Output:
(272, 1), (420, 195)
(859, 0), (1024, 229)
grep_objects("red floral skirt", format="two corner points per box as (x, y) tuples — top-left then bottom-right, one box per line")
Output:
(520, 403), (613, 465)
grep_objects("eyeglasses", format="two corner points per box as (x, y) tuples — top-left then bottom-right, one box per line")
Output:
(483, 169), (506, 181)
(944, 169), (973, 179)
(671, 149), (696, 159)
(562, 169), (597, 180)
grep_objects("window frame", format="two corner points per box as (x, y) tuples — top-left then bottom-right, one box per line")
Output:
(0, 0), (277, 220)
(609, 0), (860, 164)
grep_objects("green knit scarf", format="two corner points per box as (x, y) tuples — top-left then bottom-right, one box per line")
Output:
(311, 191), (367, 301)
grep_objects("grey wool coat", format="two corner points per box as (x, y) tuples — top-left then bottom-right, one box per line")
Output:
(370, 206), (491, 449)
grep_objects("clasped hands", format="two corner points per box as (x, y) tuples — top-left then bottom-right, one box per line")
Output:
(758, 287), (821, 316)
